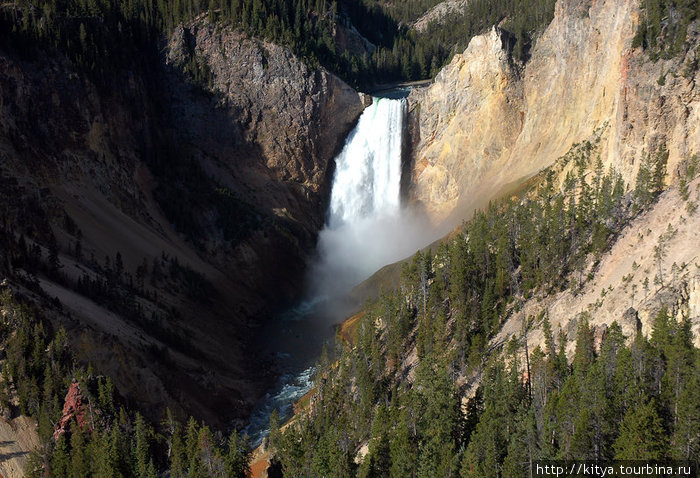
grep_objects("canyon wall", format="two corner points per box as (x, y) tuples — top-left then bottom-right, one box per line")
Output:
(0, 20), (363, 424)
(403, 0), (700, 387)
(409, 0), (700, 227)
(166, 20), (366, 233)
(493, 175), (700, 376)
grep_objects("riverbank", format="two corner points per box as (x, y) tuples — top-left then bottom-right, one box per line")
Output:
(248, 310), (362, 477)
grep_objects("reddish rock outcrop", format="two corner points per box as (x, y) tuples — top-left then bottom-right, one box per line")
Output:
(53, 381), (90, 440)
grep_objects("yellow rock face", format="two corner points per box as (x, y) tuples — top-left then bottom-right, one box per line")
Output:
(409, 26), (522, 223)
(409, 0), (700, 228)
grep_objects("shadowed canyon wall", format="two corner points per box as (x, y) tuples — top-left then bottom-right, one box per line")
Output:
(0, 17), (364, 424)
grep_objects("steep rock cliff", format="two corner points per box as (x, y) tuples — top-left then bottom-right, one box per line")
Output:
(166, 21), (365, 232)
(161, 19), (365, 308)
(495, 176), (700, 362)
(403, 0), (700, 392)
(409, 0), (700, 227)
(407, 27), (522, 224)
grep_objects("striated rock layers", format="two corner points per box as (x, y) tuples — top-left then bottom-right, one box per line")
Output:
(0, 19), (363, 425)
(408, 0), (700, 228)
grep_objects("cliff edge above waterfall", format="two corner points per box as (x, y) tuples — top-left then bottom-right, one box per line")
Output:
(166, 19), (367, 230)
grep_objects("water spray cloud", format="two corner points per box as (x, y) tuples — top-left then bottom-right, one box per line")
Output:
(310, 97), (436, 301)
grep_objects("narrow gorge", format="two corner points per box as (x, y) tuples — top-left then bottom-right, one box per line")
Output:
(1, 0), (700, 476)
(246, 94), (439, 445)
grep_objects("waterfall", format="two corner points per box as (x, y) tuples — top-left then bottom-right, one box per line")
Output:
(245, 95), (432, 446)
(312, 97), (424, 296)
(328, 97), (405, 228)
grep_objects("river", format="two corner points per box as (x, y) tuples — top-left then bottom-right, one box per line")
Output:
(245, 93), (425, 445)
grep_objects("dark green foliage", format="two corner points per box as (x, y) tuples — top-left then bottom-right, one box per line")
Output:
(614, 399), (668, 460)
(0, 0), (164, 84)
(342, 0), (556, 85)
(0, 0), (558, 91)
(678, 154), (699, 201)
(423, 0), (557, 63)
(0, 290), (251, 478)
(572, 314), (595, 376)
(225, 429), (252, 477)
(51, 434), (71, 478)
(635, 144), (669, 210)
(276, 308), (699, 476)
(633, 0), (700, 60)
(269, 148), (698, 475)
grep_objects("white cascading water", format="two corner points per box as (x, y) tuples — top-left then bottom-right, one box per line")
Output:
(247, 95), (434, 445)
(328, 97), (405, 228)
(312, 97), (415, 296)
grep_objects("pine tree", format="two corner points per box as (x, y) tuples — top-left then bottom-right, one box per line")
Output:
(310, 429), (343, 477)
(635, 153), (654, 207)
(133, 412), (151, 477)
(502, 406), (538, 478)
(652, 145), (668, 195)
(98, 376), (116, 415)
(225, 429), (250, 477)
(552, 376), (580, 459)
(359, 404), (391, 478)
(269, 409), (282, 452)
(390, 409), (416, 478)
(595, 322), (626, 456)
(197, 425), (217, 475)
(51, 434), (70, 478)
(614, 399), (667, 460)
(92, 427), (122, 478)
(461, 359), (514, 478)
(461, 405), (502, 478)
(572, 315), (595, 376)
(415, 357), (460, 477)
(70, 427), (90, 478)
(170, 421), (187, 478)
(671, 368), (700, 462)
(569, 405), (595, 459)
(184, 417), (203, 477)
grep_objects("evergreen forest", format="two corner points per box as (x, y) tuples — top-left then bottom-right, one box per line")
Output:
(0, 0), (558, 89)
(266, 145), (700, 477)
(4, 0), (695, 89)
(1, 0), (700, 477)
(0, 289), (252, 478)
(3, 130), (698, 476)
